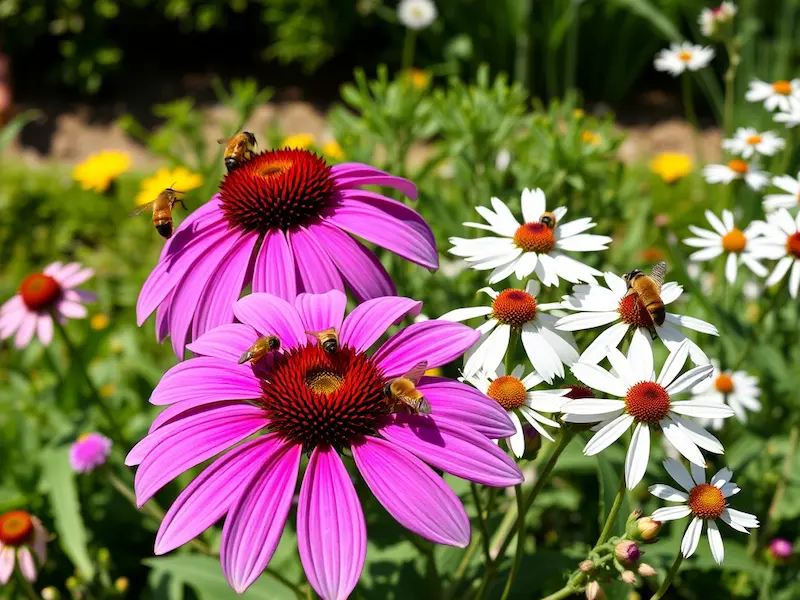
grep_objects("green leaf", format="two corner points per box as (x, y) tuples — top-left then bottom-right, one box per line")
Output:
(596, 454), (630, 535)
(0, 110), (41, 155)
(40, 447), (95, 578)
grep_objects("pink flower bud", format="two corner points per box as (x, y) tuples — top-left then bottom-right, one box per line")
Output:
(633, 517), (662, 542)
(615, 540), (641, 565)
(579, 559), (595, 573)
(621, 570), (636, 585)
(638, 563), (657, 577)
(585, 581), (605, 600)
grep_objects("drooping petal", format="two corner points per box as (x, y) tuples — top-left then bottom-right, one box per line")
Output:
(663, 458), (696, 492)
(661, 418), (705, 466)
(0, 546), (13, 584)
(651, 505), (692, 522)
(681, 517), (703, 558)
(331, 163), (418, 200)
(625, 423), (651, 489)
(186, 323), (260, 362)
(648, 484), (689, 502)
(233, 293), (307, 349)
(253, 229), (298, 301)
(340, 297), (423, 353)
(17, 547), (36, 582)
(288, 226), (345, 295)
(294, 290), (347, 335)
(571, 362), (628, 397)
(707, 520), (724, 564)
(14, 313), (38, 348)
(149, 358), (263, 405)
(583, 414), (634, 456)
(36, 315), (54, 346)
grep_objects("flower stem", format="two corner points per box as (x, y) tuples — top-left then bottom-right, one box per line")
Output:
(758, 562), (775, 600)
(14, 569), (42, 600)
(763, 423), (799, 537)
(499, 485), (526, 600)
(471, 483), (492, 564)
(651, 552), (684, 600)
(596, 470), (627, 545)
(723, 39), (741, 136)
(682, 74), (700, 157)
(401, 29), (416, 71)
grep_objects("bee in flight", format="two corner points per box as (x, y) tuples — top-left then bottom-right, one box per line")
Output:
(538, 211), (558, 229)
(623, 260), (667, 339)
(308, 328), (339, 353)
(384, 361), (432, 416)
(238, 336), (281, 364)
(218, 131), (257, 172)
(129, 187), (186, 239)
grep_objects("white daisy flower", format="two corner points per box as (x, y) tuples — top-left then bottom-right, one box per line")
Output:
(721, 127), (785, 158)
(397, 0), (437, 30)
(561, 338), (733, 490)
(698, 2), (737, 38)
(650, 459), (759, 564)
(746, 79), (800, 113)
(464, 365), (570, 455)
(682, 210), (769, 284)
(690, 361), (761, 429)
(757, 209), (800, 297)
(448, 188), (612, 287)
(654, 43), (715, 76)
(702, 159), (769, 191)
(439, 280), (579, 383)
(555, 272), (718, 366)
(763, 172), (800, 213)
(775, 97), (800, 128)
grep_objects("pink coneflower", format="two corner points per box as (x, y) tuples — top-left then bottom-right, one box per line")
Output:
(0, 511), (48, 584)
(0, 262), (94, 349)
(136, 150), (438, 357)
(70, 433), (112, 473)
(127, 291), (522, 598)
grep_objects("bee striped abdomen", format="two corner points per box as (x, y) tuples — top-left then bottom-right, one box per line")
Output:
(154, 220), (173, 239)
(648, 302), (666, 326)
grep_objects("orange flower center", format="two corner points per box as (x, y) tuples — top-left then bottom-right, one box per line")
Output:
(688, 483), (726, 519)
(773, 80), (793, 96)
(678, 51), (693, 62)
(0, 511), (33, 546)
(786, 233), (800, 259)
(746, 135), (763, 145)
(487, 376), (527, 410)
(617, 294), (654, 329)
(721, 229), (747, 253)
(513, 222), (556, 254)
(19, 273), (62, 311)
(625, 381), (671, 424)
(491, 289), (538, 328)
(727, 159), (749, 174)
(714, 374), (734, 394)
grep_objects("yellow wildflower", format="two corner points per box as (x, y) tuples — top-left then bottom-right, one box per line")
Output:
(281, 133), (316, 150)
(650, 152), (692, 183)
(402, 68), (430, 89)
(581, 130), (602, 146)
(322, 140), (344, 161)
(572, 108), (585, 119)
(90, 314), (110, 330)
(73, 150), (131, 193)
(135, 166), (203, 206)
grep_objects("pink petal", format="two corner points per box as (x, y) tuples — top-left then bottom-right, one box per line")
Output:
(0, 546), (14, 584)
(186, 323), (260, 361)
(64, 289), (96, 304)
(155, 434), (282, 555)
(221, 441), (301, 594)
(133, 404), (268, 505)
(159, 196), (224, 260)
(43, 262), (63, 276)
(334, 175), (418, 201)
(352, 436), (470, 547)
(60, 267), (94, 288)
(0, 294), (23, 315)
(253, 229), (298, 301)
(31, 522), (47, 563)
(298, 446), (366, 600)
(57, 300), (88, 319)
(36, 315), (54, 346)
(308, 222), (396, 301)
(339, 296), (422, 353)
(288, 227), (345, 294)
(155, 290), (174, 343)
(330, 164), (418, 200)
(149, 357), (263, 405)
(14, 313), (37, 348)
(54, 262), (82, 281)
(417, 377), (516, 438)
(0, 306), (24, 337)
(294, 291), (347, 335)
(378, 414), (523, 487)
(17, 547), (36, 582)
(373, 320), (480, 378)
(233, 294), (306, 349)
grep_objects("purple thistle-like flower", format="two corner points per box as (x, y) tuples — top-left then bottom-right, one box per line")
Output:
(70, 433), (112, 473)
(136, 150), (438, 357)
(127, 291), (521, 598)
(769, 538), (793, 560)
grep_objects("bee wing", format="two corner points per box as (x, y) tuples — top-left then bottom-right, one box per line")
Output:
(129, 200), (156, 217)
(649, 261), (667, 290)
(403, 360), (428, 386)
(216, 137), (229, 145)
(416, 396), (432, 415)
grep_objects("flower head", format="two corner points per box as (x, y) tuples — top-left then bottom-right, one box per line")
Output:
(746, 79), (800, 112)
(281, 133), (316, 150)
(440, 281), (579, 383)
(703, 159), (769, 191)
(698, 2), (737, 39)
(70, 433), (112, 473)
(401, 68), (431, 89)
(1, 262), (95, 349)
(562, 338), (733, 489)
(135, 166), (203, 207)
(764, 172), (800, 213)
(615, 540), (641, 565)
(73, 150), (131, 193)
(0, 510), (48, 584)
(654, 43), (715, 76)
(127, 291), (521, 597)
(136, 152), (437, 357)
(449, 188), (611, 287)
(757, 209), (800, 297)
(650, 152), (692, 183)
(690, 361), (761, 429)
(650, 459), (758, 564)
(722, 127), (785, 159)
(769, 538), (793, 560)
(397, 0), (437, 30)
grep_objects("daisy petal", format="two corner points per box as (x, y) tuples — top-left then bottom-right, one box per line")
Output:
(583, 414), (634, 456)
(661, 418), (705, 466)
(625, 422), (651, 489)
(571, 363), (628, 397)
(651, 505), (692, 522)
(648, 484), (689, 502)
(707, 520), (724, 564)
(663, 458), (695, 492)
(681, 517), (703, 558)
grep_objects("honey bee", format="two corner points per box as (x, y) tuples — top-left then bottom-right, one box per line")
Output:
(238, 335), (281, 364)
(384, 361), (432, 415)
(129, 187), (186, 239)
(217, 131), (257, 172)
(308, 328), (339, 353)
(539, 211), (558, 230)
(624, 260), (667, 339)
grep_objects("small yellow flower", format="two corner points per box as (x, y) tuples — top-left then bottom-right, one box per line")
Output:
(281, 133), (316, 150)
(581, 130), (602, 146)
(424, 367), (443, 377)
(402, 68), (430, 89)
(73, 150), (131, 193)
(135, 167), (203, 206)
(322, 140), (344, 160)
(650, 152), (692, 183)
(100, 383), (116, 398)
(572, 108), (585, 119)
(90, 314), (110, 330)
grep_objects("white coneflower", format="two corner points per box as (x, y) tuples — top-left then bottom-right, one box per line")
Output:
(721, 128), (785, 159)
(702, 159), (769, 191)
(654, 43), (715, 76)
(758, 209), (800, 297)
(397, 0), (437, 30)
(746, 79), (800, 112)
(690, 361), (761, 429)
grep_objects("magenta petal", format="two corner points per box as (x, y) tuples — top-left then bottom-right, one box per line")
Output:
(334, 175), (418, 202)
(340, 297), (422, 353)
(233, 294), (307, 349)
(373, 321), (480, 379)
(297, 446), (366, 600)
(149, 357), (263, 405)
(308, 222), (396, 301)
(155, 434), (282, 555)
(416, 378), (516, 438)
(253, 229), (298, 301)
(221, 441), (301, 594)
(330, 164), (418, 200)
(133, 404), (268, 506)
(155, 290), (174, 343)
(186, 323), (259, 361)
(158, 196), (223, 261)
(378, 414), (523, 487)
(288, 227), (345, 294)
(294, 291), (347, 334)
(352, 436), (470, 547)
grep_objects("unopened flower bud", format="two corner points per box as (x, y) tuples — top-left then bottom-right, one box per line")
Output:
(115, 577), (129, 593)
(521, 425), (542, 460)
(769, 538), (793, 561)
(585, 581), (606, 600)
(630, 517), (662, 542)
(626, 509), (643, 528)
(621, 570), (636, 585)
(638, 563), (657, 577)
(42, 588), (60, 600)
(615, 540), (641, 565)
(579, 559), (595, 573)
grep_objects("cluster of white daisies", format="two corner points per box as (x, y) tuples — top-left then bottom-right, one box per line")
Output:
(446, 187), (760, 563)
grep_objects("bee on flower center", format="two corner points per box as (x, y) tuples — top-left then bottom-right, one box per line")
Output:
(218, 131), (257, 172)
(622, 261), (667, 339)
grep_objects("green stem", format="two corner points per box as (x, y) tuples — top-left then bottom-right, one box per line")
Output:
(758, 563), (775, 600)
(14, 569), (42, 600)
(500, 485), (526, 600)
(596, 471), (627, 545)
(723, 39), (740, 136)
(682, 74), (699, 157)
(651, 552), (684, 600)
(514, 0), (532, 88)
(471, 483), (492, 564)
(541, 585), (580, 600)
(401, 29), (416, 71)
(765, 423), (799, 533)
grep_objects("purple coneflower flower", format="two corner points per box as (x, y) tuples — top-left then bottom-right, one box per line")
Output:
(0, 511), (48, 584)
(70, 433), (112, 473)
(1, 262), (94, 349)
(136, 149), (438, 357)
(127, 291), (521, 598)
